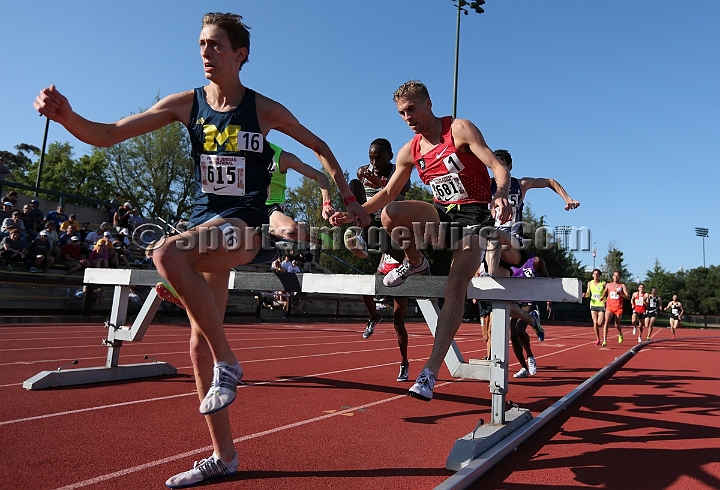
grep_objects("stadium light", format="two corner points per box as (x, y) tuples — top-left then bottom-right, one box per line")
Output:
(554, 226), (572, 249)
(695, 227), (709, 268)
(451, 0), (485, 118)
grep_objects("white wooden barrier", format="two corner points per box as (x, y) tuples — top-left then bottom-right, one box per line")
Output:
(23, 269), (582, 472)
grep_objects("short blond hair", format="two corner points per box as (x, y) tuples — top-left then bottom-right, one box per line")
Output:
(393, 80), (430, 102)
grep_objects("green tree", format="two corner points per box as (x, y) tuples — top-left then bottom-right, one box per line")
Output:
(95, 100), (195, 219)
(1, 144), (38, 182)
(644, 258), (678, 302)
(404, 182), (433, 203)
(520, 204), (585, 278)
(680, 266), (720, 315)
(601, 242), (631, 281)
(17, 142), (115, 205)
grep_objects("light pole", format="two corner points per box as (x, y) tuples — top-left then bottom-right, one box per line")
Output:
(695, 227), (709, 267)
(451, 0), (485, 118)
(592, 241), (597, 269)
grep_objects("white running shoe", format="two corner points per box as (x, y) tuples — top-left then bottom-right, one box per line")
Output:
(343, 228), (368, 259)
(513, 367), (530, 378)
(408, 368), (435, 401)
(165, 451), (238, 488)
(199, 361), (243, 415)
(527, 357), (537, 376)
(633, 326), (637, 335)
(383, 256), (429, 287)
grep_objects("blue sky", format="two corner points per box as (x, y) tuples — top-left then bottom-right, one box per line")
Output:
(1, 0), (718, 279)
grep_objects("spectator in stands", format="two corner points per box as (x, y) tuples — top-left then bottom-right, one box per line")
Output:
(28, 199), (45, 232)
(101, 230), (120, 267)
(61, 235), (87, 274)
(1, 228), (25, 270)
(57, 224), (81, 249)
(117, 228), (131, 246)
(280, 254), (292, 272)
(270, 258), (283, 272)
(128, 208), (143, 231)
(112, 235), (131, 267)
(286, 259), (301, 274)
(0, 201), (14, 222)
(297, 250), (314, 272)
(20, 204), (38, 239)
(60, 213), (81, 233)
(107, 192), (121, 224)
(2, 211), (27, 241)
(44, 220), (60, 258)
(46, 204), (68, 228)
(4, 190), (19, 208)
(136, 241), (155, 268)
(88, 239), (109, 268)
(24, 230), (55, 272)
(113, 202), (132, 231)
(84, 223), (107, 252)
(78, 221), (92, 244)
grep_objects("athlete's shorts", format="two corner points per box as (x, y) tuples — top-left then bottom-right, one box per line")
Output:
(433, 202), (494, 250)
(186, 202), (277, 264)
(670, 314), (681, 320)
(645, 310), (658, 318)
(606, 305), (623, 318)
(632, 310), (646, 319)
(590, 306), (605, 312)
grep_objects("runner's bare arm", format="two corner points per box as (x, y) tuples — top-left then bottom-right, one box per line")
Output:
(33, 85), (193, 147)
(281, 151), (334, 218)
(519, 176), (580, 210)
(256, 94), (370, 226)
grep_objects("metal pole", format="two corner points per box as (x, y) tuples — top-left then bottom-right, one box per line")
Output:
(452, 4), (461, 118)
(35, 117), (50, 197)
(702, 237), (706, 268)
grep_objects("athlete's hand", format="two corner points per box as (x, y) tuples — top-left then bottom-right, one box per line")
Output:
(33, 85), (73, 122)
(321, 202), (335, 220)
(565, 199), (580, 211)
(346, 201), (371, 227)
(492, 197), (511, 224)
(329, 211), (352, 226)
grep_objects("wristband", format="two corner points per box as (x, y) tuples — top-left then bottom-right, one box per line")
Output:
(343, 196), (357, 205)
(322, 201), (332, 206)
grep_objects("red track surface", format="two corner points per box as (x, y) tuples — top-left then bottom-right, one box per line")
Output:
(1, 320), (718, 490)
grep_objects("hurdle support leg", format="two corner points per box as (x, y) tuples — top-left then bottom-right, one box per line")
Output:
(23, 286), (176, 390)
(442, 301), (533, 471)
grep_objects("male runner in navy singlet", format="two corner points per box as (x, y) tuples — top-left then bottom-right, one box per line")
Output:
(34, 12), (369, 488)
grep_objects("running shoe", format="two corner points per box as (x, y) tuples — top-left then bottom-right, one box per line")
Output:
(165, 451), (238, 489)
(638, 336), (642, 343)
(595, 339), (601, 346)
(377, 253), (401, 275)
(156, 281), (185, 310)
(530, 309), (545, 341)
(602, 340), (607, 347)
(363, 316), (381, 339)
(618, 334), (623, 344)
(527, 357), (537, 376)
(383, 256), (429, 287)
(633, 326), (636, 335)
(408, 368), (435, 401)
(397, 363), (409, 382)
(199, 361), (243, 415)
(513, 367), (529, 378)
(343, 228), (368, 259)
